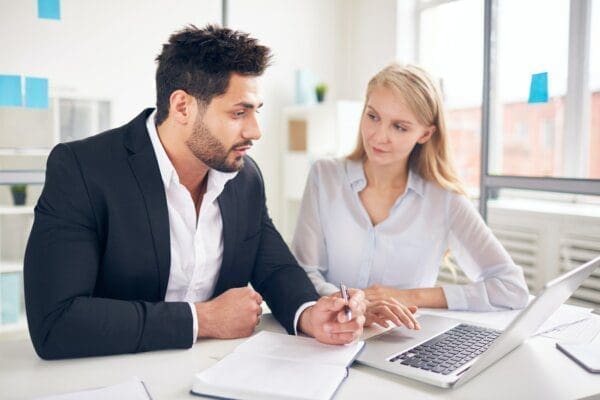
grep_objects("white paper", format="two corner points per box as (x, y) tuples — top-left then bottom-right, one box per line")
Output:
(541, 317), (600, 343)
(236, 331), (363, 366)
(193, 331), (363, 400)
(416, 302), (593, 334)
(195, 351), (345, 400)
(36, 378), (151, 400)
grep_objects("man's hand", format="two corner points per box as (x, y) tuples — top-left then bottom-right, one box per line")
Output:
(195, 287), (263, 339)
(298, 289), (367, 345)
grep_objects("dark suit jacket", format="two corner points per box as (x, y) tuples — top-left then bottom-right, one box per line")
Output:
(24, 108), (319, 360)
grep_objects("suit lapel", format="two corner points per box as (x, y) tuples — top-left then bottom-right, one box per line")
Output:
(125, 109), (171, 299)
(213, 181), (238, 297)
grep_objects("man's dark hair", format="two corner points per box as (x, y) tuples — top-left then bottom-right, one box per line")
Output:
(154, 24), (272, 125)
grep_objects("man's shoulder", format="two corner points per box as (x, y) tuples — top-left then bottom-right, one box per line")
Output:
(66, 127), (124, 152)
(61, 109), (151, 157)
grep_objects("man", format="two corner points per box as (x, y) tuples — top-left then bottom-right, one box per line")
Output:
(24, 25), (365, 360)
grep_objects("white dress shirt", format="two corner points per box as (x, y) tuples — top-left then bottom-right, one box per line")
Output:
(147, 111), (237, 342)
(292, 158), (529, 311)
(147, 111), (313, 343)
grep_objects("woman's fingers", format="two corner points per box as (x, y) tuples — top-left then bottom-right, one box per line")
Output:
(391, 303), (419, 329)
(367, 300), (420, 330)
(365, 312), (389, 328)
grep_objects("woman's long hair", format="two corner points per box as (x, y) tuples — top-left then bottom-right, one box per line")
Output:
(347, 63), (466, 196)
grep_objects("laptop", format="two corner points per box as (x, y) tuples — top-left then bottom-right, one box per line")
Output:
(356, 255), (600, 388)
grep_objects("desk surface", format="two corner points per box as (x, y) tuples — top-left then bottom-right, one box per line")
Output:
(1, 312), (600, 400)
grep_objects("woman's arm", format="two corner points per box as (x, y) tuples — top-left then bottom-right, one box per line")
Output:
(291, 163), (339, 296)
(364, 285), (448, 308)
(363, 193), (528, 312)
(440, 194), (529, 311)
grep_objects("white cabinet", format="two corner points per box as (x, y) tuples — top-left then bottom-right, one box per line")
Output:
(279, 101), (363, 243)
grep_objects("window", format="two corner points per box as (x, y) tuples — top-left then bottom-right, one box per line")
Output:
(418, 0), (484, 193)
(491, 0), (569, 178)
(541, 119), (555, 149)
(415, 0), (600, 309)
(479, 0), (599, 212)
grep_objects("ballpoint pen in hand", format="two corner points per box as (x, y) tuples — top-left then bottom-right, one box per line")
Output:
(340, 283), (352, 321)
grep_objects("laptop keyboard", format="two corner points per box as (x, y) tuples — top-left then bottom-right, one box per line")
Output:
(389, 323), (502, 375)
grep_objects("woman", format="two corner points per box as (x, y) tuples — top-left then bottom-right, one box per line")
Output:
(292, 63), (529, 329)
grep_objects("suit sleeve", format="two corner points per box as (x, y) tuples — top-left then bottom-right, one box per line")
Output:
(24, 144), (193, 360)
(247, 160), (320, 334)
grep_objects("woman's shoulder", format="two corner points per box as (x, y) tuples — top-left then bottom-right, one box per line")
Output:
(417, 173), (472, 209)
(309, 157), (348, 182)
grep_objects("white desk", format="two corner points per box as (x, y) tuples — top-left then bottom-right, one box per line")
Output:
(1, 312), (600, 400)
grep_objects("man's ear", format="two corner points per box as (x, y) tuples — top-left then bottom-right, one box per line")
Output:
(168, 90), (195, 125)
(417, 125), (436, 144)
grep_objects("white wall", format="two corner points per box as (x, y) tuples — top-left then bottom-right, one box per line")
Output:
(0, 0), (403, 231)
(228, 0), (340, 225)
(0, 0), (221, 126)
(334, 0), (399, 101)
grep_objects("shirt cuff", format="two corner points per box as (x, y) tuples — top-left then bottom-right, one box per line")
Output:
(188, 302), (198, 344)
(293, 301), (318, 335)
(442, 284), (469, 311)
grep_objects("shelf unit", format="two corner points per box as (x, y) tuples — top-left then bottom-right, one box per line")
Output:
(0, 206), (35, 215)
(0, 261), (25, 274)
(0, 96), (111, 338)
(0, 195), (36, 337)
(279, 101), (363, 243)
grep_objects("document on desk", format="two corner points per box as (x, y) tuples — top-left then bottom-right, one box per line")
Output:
(35, 377), (152, 400)
(191, 331), (364, 400)
(417, 303), (593, 332)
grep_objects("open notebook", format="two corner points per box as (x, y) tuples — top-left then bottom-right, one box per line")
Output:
(191, 331), (365, 400)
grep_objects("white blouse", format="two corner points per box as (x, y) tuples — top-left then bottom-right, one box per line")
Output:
(291, 158), (529, 311)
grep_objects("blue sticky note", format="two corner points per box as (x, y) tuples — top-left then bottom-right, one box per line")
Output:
(38, 0), (61, 20)
(25, 77), (49, 109)
(0, 75), (22, 107)
(528, 72), (548, 104)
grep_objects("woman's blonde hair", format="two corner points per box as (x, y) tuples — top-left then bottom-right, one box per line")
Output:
(347, 63), (466, 196)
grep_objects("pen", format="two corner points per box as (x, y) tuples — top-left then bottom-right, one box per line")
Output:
(340, 283), (352, 321)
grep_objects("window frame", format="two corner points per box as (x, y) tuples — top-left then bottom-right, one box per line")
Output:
(417, 0), (600, 219)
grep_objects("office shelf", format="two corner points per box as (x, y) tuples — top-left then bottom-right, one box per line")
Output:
(0, 261), (23, 273)
(0, 206), (34, 215)
(279, 101), (362, 243)
(0, 148), (51, 156)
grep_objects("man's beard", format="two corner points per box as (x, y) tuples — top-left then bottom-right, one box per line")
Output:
(186, 118), (252, 173)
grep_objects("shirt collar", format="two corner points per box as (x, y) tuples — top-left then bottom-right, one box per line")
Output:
(345, 158), (367, 192)
(146, 109), (238, 196)
(146, 110), (176, 187)
(406, 167), (425, 197)
(344, 158), (424, 197)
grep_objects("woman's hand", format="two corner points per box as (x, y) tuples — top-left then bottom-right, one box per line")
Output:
(363, 285), (420, 329)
